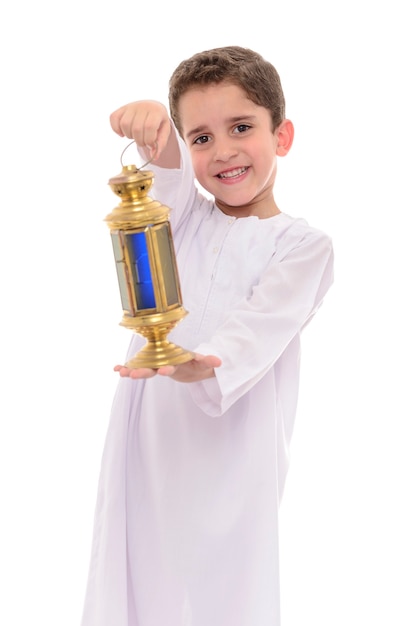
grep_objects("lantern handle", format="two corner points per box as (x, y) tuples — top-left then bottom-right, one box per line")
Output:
(120, 140), (157, 170)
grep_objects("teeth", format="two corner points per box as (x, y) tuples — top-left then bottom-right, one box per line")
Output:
(218, 167), (247, 179)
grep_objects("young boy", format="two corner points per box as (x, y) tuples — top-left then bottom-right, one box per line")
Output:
(81, 46), (334, 626)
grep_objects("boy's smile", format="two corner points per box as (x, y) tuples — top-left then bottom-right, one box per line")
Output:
(216, 166), (249, 181)
(178, 82), (293, 219)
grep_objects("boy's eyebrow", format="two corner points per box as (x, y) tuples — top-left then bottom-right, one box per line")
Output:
(185, 115), (258, 140)
(185, 125), (207, 140)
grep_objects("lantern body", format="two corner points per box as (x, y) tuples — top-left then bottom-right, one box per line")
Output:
(105, 164), (194, 368)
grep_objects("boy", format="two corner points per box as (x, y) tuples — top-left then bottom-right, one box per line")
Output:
(81, 46), (334, 626)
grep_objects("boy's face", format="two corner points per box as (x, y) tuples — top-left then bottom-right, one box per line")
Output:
(178, 82), (291, 218)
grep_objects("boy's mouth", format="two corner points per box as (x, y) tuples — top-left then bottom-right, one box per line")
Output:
(216, 166), (248, 179)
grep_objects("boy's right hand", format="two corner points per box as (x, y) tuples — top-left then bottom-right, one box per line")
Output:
(109, 100), (174, 164)
(114, 353), (222, 382)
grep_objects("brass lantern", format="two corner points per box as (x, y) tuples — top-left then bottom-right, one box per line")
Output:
(105, 159), (194, 369)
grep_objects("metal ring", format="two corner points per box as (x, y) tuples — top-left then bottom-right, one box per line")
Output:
(120, 140), (157, 169)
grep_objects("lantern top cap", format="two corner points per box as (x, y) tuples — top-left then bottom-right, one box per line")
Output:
(108, 165), (154, 186)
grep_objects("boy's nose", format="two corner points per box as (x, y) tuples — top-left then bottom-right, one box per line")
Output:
(213, 140), (238, 161)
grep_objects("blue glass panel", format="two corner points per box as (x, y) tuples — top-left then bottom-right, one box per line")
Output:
(127, 232), (156, 309)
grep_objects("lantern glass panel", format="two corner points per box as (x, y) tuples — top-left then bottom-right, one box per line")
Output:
(127, 231), (156, 310)
(155, 223), (181, 307)
(111, 232), (133, 313)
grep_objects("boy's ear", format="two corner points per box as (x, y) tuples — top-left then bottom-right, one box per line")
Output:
(275, 119), (294, 156)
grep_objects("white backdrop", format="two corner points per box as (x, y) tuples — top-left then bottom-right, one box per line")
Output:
(0, 1), (417, 625)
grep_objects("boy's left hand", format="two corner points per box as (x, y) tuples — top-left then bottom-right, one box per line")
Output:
(114, 353), (222, 383)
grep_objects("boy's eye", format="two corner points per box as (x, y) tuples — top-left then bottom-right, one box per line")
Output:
(234, 124), (251, 134)
(194, 135), (210, 145)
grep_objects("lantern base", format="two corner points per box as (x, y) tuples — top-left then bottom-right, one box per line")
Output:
(125, 339), (194, 369)
(120, 308), (194, 369)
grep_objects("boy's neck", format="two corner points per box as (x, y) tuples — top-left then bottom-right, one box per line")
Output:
(215, 195), (281, 219)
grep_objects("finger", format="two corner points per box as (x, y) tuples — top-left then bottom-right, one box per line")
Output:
(155, 120), (172, 160)
(157, 365), (177, 376)
(194, 354), (222, 368)
(143, 117), (170, 160)
(109, 107), (126, 137)
(146, 142), (159, 162)
(129, 368), (158, 379)
(114, 365), (132, 377)
(113, 107), (148, 144)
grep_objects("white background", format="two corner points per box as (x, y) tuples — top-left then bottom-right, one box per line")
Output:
(0, 1), (417, 624)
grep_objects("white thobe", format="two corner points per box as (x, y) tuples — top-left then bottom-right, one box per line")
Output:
(81, 135), (334, 626)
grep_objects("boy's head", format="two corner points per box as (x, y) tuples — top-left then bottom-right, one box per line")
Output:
(168, 46), (286, 138)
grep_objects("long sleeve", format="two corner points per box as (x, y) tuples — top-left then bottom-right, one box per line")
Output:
(188, 224), (334, 416)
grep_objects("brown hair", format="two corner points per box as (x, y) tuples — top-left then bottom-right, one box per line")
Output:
(168, 46), (286, 137)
